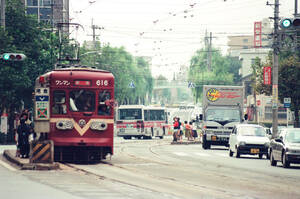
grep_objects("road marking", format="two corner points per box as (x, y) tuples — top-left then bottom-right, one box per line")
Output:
(173, 152), (188, 156)
(194, 152), (210, 157)
(0, 159), (17, 171)
(172, 152), (229, 158)
(215, 153), (228, 157)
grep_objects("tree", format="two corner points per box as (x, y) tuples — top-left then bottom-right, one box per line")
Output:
(0, 0), (58, 141)
(255, 49), (300, 127)
(278, 56), (300, 127)
(79, 43), (153, 105)
(188, 48), (241, 102)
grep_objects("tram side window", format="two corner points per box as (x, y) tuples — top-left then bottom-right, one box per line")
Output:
(52, 91), (67, 114)
(98, 90), (111, 115)
(69, 90), (95, 112)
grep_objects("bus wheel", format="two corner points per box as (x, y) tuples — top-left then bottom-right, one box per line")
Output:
(159, 136), (164, 139)
(124, 136), (131, 140)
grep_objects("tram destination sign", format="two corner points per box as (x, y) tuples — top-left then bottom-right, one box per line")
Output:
(35, 95), (50, 120)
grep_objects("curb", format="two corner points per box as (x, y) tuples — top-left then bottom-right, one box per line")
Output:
(3, 150), (59, 170)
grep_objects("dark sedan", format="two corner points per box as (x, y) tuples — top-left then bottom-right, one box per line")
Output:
(269, 128), (300, 168)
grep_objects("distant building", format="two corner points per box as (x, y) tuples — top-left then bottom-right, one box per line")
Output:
(227, 18), (272, 96)
(23, 0), (69, 28)
(227, 18), (272, 57)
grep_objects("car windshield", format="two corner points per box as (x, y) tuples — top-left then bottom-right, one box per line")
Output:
(238, 126), (266, 137)
(285, 130), (300, 143)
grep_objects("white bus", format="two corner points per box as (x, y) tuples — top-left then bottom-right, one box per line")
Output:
(116, 105), (168, 139)
(143, 106), (168, 139)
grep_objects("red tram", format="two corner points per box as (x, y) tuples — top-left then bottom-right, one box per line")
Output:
(33, 66), (114, 162)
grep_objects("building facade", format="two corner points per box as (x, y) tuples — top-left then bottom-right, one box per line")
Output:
(23, 0), (69, 25)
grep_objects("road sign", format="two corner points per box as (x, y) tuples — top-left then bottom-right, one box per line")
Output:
(188, 81), (195, 88)
(128, 80), (135, 88)
(35, 95), (49, 120)
(257, 100), (261, 106)
(284, 97), (291, 108)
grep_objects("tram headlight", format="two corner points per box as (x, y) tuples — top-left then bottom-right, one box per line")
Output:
(56, 120), (73, 130)
(90, 121), (108, 131)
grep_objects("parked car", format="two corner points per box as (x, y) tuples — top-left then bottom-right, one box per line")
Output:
(269, 128), (300, 168)
(229, 124), (270, 159)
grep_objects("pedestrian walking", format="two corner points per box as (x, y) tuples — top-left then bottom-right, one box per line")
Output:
(173, 117), (179, 142)
(191, 121), (198, 140)
(186, 121), (194, 141)
(17, 118), (31, 158)
(178, 118), (183, 142)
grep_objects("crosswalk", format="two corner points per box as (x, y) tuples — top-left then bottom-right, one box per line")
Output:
(172, 151), (228, 158)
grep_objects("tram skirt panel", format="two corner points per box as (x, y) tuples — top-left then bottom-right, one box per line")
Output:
(30, 140), (54, 164)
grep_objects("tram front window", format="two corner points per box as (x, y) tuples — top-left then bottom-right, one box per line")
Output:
(52, 91), (67, 114)
(98, 90), (111, 115)
(69, 90), (95, 112)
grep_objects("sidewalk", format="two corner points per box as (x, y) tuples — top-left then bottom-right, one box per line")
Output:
(3, 149), (59, 170)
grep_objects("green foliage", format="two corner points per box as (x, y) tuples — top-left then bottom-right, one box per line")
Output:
(0, 0), (57, 113)
(254, 40), (300, 126)
(79, 44), (153, 105)
(188, 48), (241, 102)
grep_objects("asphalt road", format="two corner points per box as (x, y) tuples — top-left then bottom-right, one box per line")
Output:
(1, 137), (300, 199)
(72, 137), (300, 199)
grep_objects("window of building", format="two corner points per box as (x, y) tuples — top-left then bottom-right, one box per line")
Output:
(27, 0), (38, 6)
(243, 39), (248, 43)
(40, 0), (52, 6)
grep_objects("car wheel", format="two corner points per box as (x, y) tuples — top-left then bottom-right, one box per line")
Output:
(282, 152), (290, 168)
(235, 147), (240, 158)
(229, 149), (233, 157)
(270, 150), (277, 166)
(259, 154), (263, 159)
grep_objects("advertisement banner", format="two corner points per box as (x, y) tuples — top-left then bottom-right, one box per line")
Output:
(263, 66), (272, 85)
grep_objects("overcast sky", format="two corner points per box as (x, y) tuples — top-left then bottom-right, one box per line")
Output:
(69, 0), (296, 80)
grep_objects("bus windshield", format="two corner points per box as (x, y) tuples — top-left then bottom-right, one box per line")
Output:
(118, 109), (142, 120)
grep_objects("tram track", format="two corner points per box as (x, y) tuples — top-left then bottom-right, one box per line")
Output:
(60, 139), (252, 199)
(59, 138), (300, 199)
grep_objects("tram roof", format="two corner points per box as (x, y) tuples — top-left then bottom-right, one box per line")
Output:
(53, 65), (111, 73)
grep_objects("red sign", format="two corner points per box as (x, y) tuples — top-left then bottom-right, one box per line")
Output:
(263, 66), (272, 85)
(254, 22), (262, 48)
(257, 100), (261, 106)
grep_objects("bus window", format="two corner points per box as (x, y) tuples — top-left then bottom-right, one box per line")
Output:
(144, 110), (149, 121)
(98, 90), (111, 115)
(69, 90), (95, 112)
(149, 110), (165, 121)
(118, 109), (142, 120)
(52, 91), (67, 115)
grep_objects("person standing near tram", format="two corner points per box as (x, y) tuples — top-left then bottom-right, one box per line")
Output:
(17, 115), (31, 158)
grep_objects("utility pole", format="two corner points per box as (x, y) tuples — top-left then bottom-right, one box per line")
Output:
(295, 0), (299, 17)
(272, 0), (280, 138)
(204, 31), (213, 71)
(0, 0), (5, 30)
(88, 19), (104, 65)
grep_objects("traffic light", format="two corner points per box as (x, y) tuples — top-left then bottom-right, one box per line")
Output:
(280, 18), (300, 29)
(1, 53), (26, 61)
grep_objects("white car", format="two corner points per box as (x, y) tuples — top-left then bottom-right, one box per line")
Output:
(229, 124), (270, 159)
